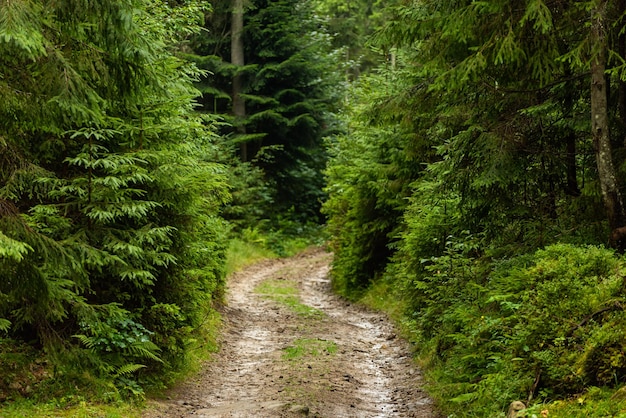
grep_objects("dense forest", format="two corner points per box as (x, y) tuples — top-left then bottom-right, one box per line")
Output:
(324, 1), (626, 416)
(4, 0), (626, 417)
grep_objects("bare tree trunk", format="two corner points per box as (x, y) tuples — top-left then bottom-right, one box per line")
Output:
(231, 0), (247, 161)
(618, 0), (626, 144)
(565, 133), (580, 196)
(564, 78), (581, 197)
(591, 0), (626, 247)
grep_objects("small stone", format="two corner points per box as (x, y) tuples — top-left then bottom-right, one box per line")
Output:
(289, 404), (310, 415)
(507, 401), (526, 418)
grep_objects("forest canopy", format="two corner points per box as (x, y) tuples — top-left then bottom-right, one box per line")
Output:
(0, 0), (337, 402)
(4, 0), (626, 417)
(323, 0), (626, 416)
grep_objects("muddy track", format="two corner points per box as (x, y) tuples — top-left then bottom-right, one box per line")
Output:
(143, 248), (440, 418)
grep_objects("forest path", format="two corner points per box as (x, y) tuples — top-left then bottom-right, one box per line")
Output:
(143, 248), (439, 418)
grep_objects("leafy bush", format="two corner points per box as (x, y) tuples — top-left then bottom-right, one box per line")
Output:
(73, 304), (161, 398)
(404, 243), (626, 417)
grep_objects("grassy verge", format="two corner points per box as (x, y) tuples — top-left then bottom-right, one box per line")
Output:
(0, 400), (142, 418)
(358, 276), (409, 324)
(225, 224), (324, 275)
(225, 237), (277, 276)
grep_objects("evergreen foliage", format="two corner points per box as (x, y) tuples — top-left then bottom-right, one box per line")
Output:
(324, 0), (626, 415)
(324, 63), (432, 293)
(312, 0), (395, 78)
(0, 0), (228, 397)
(190, 0), (341, 225)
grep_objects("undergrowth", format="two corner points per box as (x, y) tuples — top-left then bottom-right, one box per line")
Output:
(225, 237), (277, 276)
(352, 243), (626, 417)
(0, 227), (322, 417)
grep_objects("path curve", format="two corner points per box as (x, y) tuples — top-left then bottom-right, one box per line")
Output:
(144, 248), (440, 417)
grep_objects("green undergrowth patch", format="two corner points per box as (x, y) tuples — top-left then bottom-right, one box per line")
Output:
(225, 224), (327, 276)
(0, 310), (222, 418)
(225, 237), (277, 276)
(255, 279), (324, 319)
(520, 386), (626, 417)
(348, 243), (626, 417)
(282, 338), (338, 360)
(0, 399), (141, 418)
(358, 275), (410, 328)
(262, 222), (327, 258)
(162, 307), (222, 381)
(0, 339), (139, 415)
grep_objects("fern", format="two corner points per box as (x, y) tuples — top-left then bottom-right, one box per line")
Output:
(114, 363), (147, 378)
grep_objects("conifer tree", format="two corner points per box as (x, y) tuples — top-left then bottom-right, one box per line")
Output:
(325, 0), (626, 297)
(231, 0), (247, 160)
(190, 0), (340, 224)
(371, 0), (625, 248)
(323, 0), (626, 413)
(0, 0), (228, 392)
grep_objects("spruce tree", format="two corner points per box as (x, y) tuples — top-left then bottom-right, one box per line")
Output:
(0, 0), (228, 394)
(374, 0), (626, 248)
(190, 0), (341, 224)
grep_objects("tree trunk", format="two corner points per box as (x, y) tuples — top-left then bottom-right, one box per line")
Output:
(564, 133), (580, 197)
(564, 81), (580, 197)
(231, 0), (247, 161)
(618, 0), (626, 144)
(591, 0), (626, 247)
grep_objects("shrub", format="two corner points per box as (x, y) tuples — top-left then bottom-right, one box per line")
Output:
(404, 243), (626, 417)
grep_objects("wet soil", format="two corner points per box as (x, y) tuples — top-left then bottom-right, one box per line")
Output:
(143, 248), (440, 417)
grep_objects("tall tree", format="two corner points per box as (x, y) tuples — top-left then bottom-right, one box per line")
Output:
(590, 0), (626, 244)
(190, 0), (341, 223)
(371, 0), (626, 248)
(0, 0), (229, 392)
(231, 0), (247, 160)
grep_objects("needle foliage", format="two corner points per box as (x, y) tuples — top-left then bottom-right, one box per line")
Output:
(324, 0), (626, 416)
(0, 0), (228, 399)
(189, 0), (341, 226)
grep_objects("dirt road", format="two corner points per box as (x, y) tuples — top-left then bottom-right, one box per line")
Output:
(144, 248), (440, 417)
